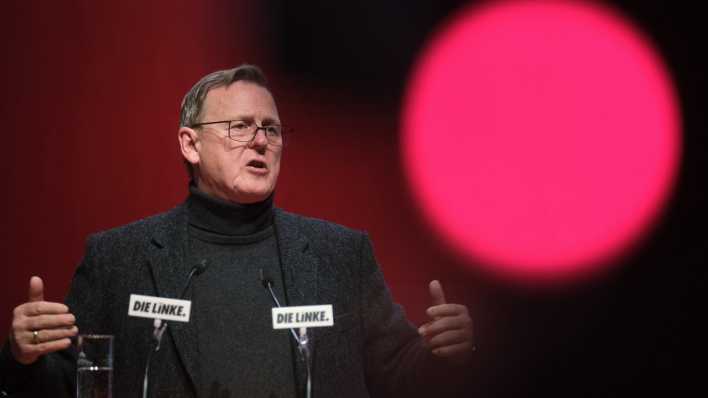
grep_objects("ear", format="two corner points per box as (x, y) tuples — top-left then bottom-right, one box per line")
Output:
(178, 126), (200, 166)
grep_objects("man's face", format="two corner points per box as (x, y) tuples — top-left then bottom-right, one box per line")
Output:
(191, 81), (282, 204)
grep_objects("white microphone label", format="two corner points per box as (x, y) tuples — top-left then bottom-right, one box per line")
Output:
(272, 305), (334, 329)
(128, 294), (192, 323)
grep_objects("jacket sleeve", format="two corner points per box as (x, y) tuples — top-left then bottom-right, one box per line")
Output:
(358, 233), (473, 397)
(0, 234), (106, 397)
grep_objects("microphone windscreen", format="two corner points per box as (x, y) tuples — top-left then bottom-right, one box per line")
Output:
(195, 259), (208, 275)
(259, 269), (274, 289)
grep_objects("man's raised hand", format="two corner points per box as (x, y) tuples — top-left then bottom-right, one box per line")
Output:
(9, 276), (77, 364)
(418, 280), (474, 363)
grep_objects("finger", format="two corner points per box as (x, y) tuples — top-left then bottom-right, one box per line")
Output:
(16, 301), (70, 317)
(26, 338), (72, 357)
(419, 315), (471, 336)
(426, 303), (469, 319)
(432, 341), (474, 358)
(29, 326), (78, 344)
(25, 313), (76, 331)
(428, 280), (446, 307)
(417, 321), (432, 334)
(28, 276), (44, 302)
(427, 329), (471, 349)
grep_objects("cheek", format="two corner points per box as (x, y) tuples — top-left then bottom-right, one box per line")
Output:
(220, 148), (246, 176)
(270, 154), (282, 178)
(207, 153), (242, 186)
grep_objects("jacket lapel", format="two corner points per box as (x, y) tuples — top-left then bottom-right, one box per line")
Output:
(146, 205), (201, 395)
(274, 209), (318, 307)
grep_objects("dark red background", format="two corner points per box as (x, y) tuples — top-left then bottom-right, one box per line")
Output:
(1, 1), (706, 396)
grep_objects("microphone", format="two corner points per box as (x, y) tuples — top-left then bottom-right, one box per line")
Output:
(179, 260), (208, 299)
(260, 270), (298, 343)
(260, 270), (283, 307)
(260, 269), (312, 398)
(143, 260), (208, 398)
(153, 260), (208, 347)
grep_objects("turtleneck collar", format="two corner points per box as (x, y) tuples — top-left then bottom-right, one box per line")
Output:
(186, 184), (274, 236)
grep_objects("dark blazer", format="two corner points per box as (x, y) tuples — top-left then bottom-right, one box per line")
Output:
(1, 204), (463, 397)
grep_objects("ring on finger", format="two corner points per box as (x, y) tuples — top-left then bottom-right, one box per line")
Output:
(32, 330), (40, 345)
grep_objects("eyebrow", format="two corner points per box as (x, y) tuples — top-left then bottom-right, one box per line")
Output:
(228, 115), (281, 125)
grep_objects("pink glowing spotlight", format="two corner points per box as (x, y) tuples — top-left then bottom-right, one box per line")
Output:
(402, 1), (681, 284)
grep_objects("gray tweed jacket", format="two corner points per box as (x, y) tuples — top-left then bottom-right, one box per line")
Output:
(1, 204), (461, 397)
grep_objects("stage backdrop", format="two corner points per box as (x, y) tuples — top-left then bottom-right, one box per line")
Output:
(1, 1), (705, 396)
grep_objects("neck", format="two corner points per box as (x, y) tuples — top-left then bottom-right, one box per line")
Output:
(187, 184), (274, 236)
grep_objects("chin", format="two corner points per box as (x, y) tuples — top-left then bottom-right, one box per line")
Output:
(228, 175), (276, 203)
(235, 188), (273, 204)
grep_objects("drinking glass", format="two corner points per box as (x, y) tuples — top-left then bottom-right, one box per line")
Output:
(76, 334), (113, 398)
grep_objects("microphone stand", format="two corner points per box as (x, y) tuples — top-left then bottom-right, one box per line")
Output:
(298, 327), (312, 398)
(142, 260), (207, 398)
(142, 318), (167, 398)
(261, 270), (313, 398)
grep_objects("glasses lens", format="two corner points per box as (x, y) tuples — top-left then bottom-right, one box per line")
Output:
(228, 122), (284, 145)
(265, 126), (283, 145)
(229, 121), (253, 142)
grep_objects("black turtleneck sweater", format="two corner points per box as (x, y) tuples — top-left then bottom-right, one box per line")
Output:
(186, 186), (296, 398)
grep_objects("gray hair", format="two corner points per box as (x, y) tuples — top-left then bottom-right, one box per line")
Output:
(179, 64), (269, 180)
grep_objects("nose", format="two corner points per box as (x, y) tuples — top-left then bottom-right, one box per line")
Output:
(248, 127), (269, 148)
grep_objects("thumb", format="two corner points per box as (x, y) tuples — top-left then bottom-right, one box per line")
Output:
(429, 280), (446, 306)
(28, 276), (44, 302)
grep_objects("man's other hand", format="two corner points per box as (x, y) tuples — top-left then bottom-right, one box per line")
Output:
(8, 276), (77, 365)
(418, 280), (474, 364)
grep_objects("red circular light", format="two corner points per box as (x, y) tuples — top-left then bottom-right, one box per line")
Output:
(402, 1), (681, 284)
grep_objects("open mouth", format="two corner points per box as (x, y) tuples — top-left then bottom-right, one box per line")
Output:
(247, 159), (267, 170)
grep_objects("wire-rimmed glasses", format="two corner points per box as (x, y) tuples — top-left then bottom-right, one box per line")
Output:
(190, 120), (285, 146)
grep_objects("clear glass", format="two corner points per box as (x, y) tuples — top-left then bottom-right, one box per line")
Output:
(228, 121), (283, 144)
(76, 334), (113, 398)
(191, 119), (286, 145)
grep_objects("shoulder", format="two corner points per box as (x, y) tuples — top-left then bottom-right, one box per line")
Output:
(87, 204), (185, 249)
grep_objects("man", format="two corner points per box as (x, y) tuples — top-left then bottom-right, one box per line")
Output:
(1, 65), (475, 397)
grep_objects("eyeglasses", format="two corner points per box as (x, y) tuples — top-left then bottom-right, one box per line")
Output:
(190, 120), (285, 146)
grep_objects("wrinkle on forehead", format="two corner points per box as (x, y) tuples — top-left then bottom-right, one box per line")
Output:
(202, 81), (280, 123)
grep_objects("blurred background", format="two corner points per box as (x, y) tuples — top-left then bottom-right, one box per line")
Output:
(1, 0), (705, 396)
